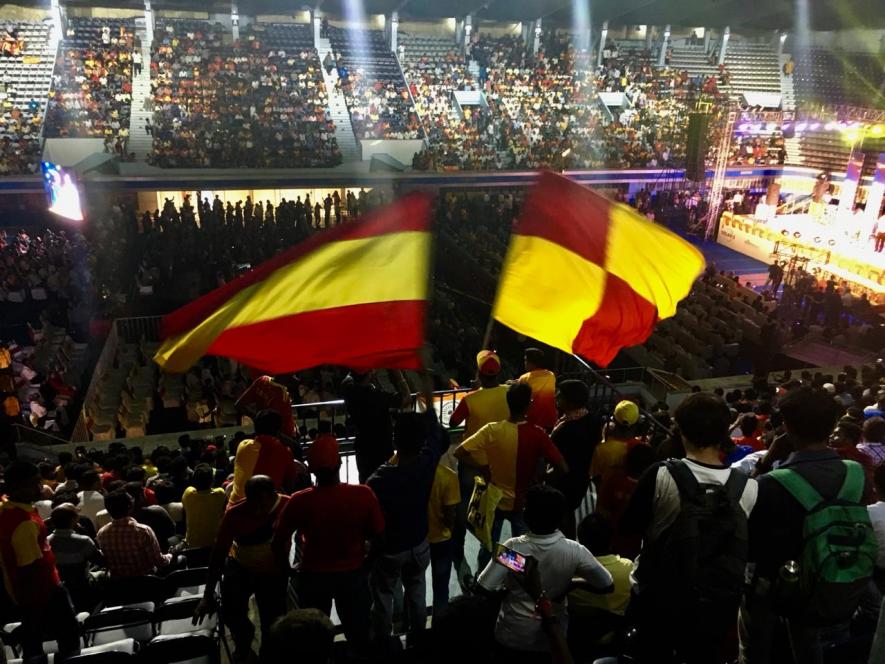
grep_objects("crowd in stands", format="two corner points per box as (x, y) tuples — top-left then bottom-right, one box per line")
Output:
(44, 18), (134, 139)
(329, 27), (422, 140)
(148, 21), (341, 169)
(0, 21), (53, 175)
(5, 344), (885, 663)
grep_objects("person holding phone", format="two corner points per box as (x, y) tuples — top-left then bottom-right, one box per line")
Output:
(477, 484), (613, 661)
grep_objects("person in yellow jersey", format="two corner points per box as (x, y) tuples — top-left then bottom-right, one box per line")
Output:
(590, 400), (643, 516)
(427, 462), (460, 615)
(518, 348), (558, 431)
(449, 350), (509, 589)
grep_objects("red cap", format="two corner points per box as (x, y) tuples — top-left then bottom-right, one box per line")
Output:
(307, 434), (340, 471)
(476, 350), (501, 376)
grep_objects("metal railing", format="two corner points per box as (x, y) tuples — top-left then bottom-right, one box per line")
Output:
(70, 322), (121, 443)
(115, 316), (163, 344)
(12, 423), (72, 448)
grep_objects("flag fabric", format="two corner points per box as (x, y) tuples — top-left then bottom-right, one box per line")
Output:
(493, 171), (705, 367)
(154, 193), (432, 374)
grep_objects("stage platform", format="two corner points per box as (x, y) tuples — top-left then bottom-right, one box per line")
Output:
(717, 211), (883, 303)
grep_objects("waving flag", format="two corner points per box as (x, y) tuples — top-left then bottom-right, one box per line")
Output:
(493, 172), (704, 366)
(154, 194), (432, 373)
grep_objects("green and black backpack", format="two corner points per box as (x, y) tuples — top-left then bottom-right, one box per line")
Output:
(769, 460), (877, 626)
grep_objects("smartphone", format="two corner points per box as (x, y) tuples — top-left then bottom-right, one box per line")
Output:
(495, 543), (527, 573)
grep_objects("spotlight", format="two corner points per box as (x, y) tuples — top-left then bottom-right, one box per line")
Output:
(809, 122), (820, 130)
(872, 125), (884, 136)
(824, 122), (836, 131)
(796, 122), (807, 131)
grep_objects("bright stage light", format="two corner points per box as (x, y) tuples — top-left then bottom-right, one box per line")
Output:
(824, 121), (836, 131)
(796, 122), (807, 131)
(810, 122), (820, 130)
(42, 162), (84, 222)
(872, 125), (884, 136)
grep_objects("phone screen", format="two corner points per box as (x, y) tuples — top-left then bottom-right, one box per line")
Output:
(495, 544), (526, 573)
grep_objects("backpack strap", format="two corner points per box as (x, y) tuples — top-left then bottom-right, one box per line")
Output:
(769, 468), (824, 512)
(666, 459), (701, 499)
(723, 468), (749, 506)
(836, 460), (864, 504)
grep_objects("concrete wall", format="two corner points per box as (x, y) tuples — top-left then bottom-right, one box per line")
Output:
(399, 19), (456, 39)
(0, 4), (48, 21)
(360, 139), (424, 164)
(65, 6), (144, 19)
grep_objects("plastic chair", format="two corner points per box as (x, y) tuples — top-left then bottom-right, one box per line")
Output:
(83, 608), (154, 646)
(164, 568), (208, 599)
(137, 631), (216, 664)
(154, 597), (215, 636)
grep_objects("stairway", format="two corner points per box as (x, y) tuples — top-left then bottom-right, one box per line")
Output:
(127, 19), (153, 162)
(316, 36), (360, 163)
(667, 45), (718, 79)
(779, 53), (796, 110)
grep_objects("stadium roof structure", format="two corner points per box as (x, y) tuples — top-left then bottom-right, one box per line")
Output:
(43, 0), (885, 29)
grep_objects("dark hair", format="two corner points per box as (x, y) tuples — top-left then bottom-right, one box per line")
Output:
(153, 479), (177, 505)
(317, 420), (333, 435)
(125, 466), (146, 483)
(51, 506), (79, 529)
(863, 417), (885, 444)
(254, 410), (283, 437)
(577, 514), (613, 555)
(523, 484), (566, 535)
(52, 491), (80, 509)
(244, 475), (276, 501)
(268, 609), (334, 664)
(58, 452), (73, 466)
(778, 387), (842, 445)
(191, 464), (214, 491)
(3, 461), (39, 489)
(104, 490), (133, 519)
(393, 412), (429, 454)
(625, 443), (656, 478)
(506, 382), (533, 416)
(79, 469), (100, 489)
(835, 420), (862, 445)
(524, 348), (545, 367)
(674, 393), (731, 449)
(739, 414), (759, 437)
(431, 594), (497, 661)
(557, 380), (589, 409)
(38, 461), (55, 480)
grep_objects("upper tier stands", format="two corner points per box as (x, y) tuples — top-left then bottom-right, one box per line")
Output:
(402, 33), (501, 170)
(149, 20), (341, 169)
(329, 26), (422, 139)
(44, 18), (134, 139)
(0, 20), (55, 175)
(791, 48), (885, 110)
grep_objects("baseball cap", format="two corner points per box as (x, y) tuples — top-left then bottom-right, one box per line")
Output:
(613, 400), (640, 426)
(476, 350), (501, 376)
(307, 433), (340, 471)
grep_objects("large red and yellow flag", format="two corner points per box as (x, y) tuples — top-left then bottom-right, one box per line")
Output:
(154, 194), (432, 373)
(493, 172), (704, 366)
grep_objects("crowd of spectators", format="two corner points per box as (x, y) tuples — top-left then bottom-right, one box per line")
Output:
(4, 348), (885, 663)
(0, 21), (51, 175)
(330, 27), (422, 140)
(148, 21), (341, 169)
(43, 19), (134, 139)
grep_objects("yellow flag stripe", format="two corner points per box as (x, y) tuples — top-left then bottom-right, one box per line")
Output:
(604, 204), (706, 319)
(155, 230), (430, 371)
(492, 234), (606, 353)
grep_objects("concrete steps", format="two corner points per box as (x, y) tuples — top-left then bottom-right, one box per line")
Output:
(316, 36), (360, 162)
(127, 21), (153, 161)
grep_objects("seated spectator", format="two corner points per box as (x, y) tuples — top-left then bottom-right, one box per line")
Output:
(868, 463), (885, 591)
(267, 609), (336, 664)
(859, 416), (885, 464)
(47, 502), (103, 609)
(181, 463), (226, 548)
(567, 514), (633, 654)
(124, 481), (177, 551)
(831, 419), (876, 503)
(96, 489), (172, 577)
(477, 484), (613, 658)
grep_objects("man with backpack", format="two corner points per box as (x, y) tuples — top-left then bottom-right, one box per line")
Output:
(620, 392), (758, 664)
(740, 387), (876, 664)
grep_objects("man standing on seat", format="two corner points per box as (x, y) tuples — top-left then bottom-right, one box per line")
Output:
(518, 348), (558, 431)
(0, 461), (80, 661)
(448, 350), (510, 586)
(196, 475), (289, 663)
(368, 409), (447, 647)
(455, 382), (568, 570)
(228, 410), (305, 504)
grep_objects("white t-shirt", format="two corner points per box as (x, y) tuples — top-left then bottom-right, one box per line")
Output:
(645, 459), (758, 542)
(77, 489), (106, 525)
(867, 501), (885, 568)
(478, 530), (612, 652)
